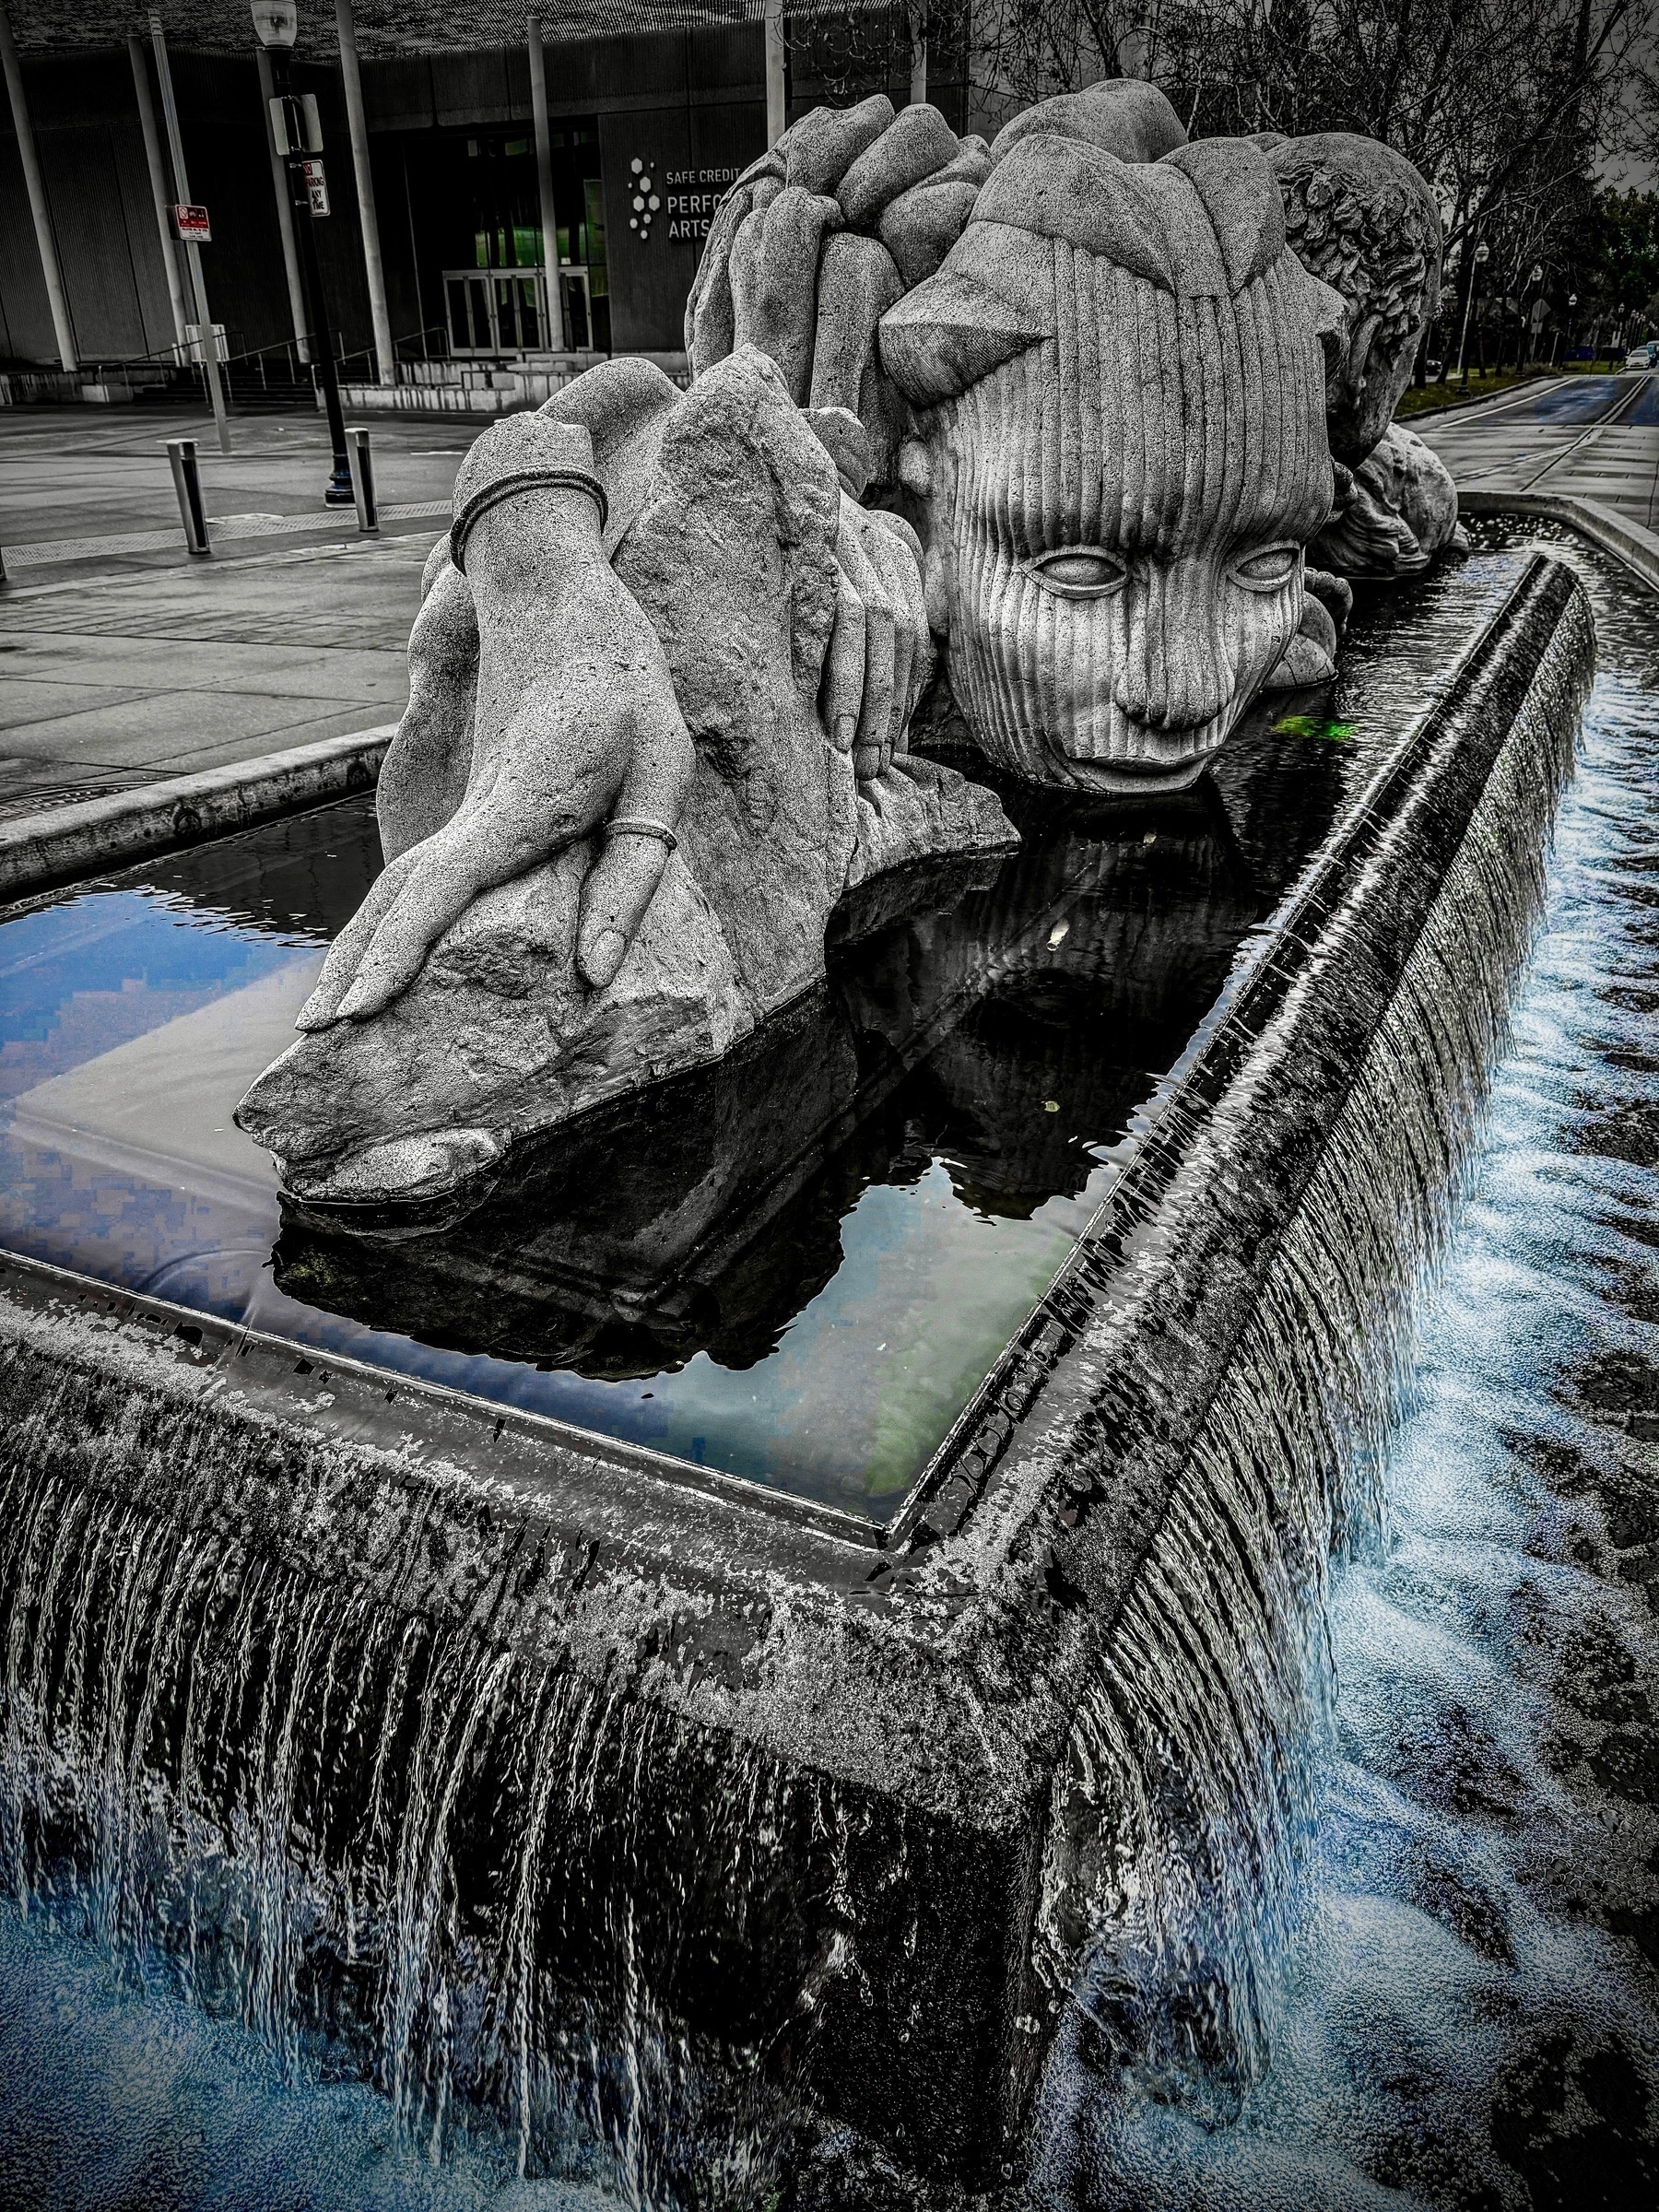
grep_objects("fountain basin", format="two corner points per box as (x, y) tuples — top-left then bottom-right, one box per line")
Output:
(0, 547), (1594, 2189)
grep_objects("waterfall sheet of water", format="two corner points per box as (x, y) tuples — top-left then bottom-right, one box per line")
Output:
(0, 1427), (828, 2208)
(1025, 534), (1659, 2209)
(0, 543), (1624, 2211)
(1018, 557), (1592, 2146)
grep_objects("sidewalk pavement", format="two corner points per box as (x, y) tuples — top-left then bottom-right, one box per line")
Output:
(0, 403), (473, 822)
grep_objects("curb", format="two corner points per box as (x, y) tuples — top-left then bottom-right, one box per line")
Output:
(0, 724), (398, 903)
(1459, 488), (1659, 594)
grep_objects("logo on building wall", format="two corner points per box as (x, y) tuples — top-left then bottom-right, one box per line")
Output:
(629, 158), (661, 241)
(629, 156), (748, 245)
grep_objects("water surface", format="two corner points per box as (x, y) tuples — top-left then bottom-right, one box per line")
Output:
(0, 559), (1518, 1517)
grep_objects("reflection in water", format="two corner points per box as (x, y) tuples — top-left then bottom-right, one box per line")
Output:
(0, 556), (1521, 1516)
(273, 780), (1277, 1493)
(0, 702), (1359, 1512)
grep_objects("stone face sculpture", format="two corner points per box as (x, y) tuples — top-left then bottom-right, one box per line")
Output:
(877, 134), (1340, 793)
(1259, 128), (1463, 579)
(238, 84), (1453, 1204)
(1263, 131), (1442, 467)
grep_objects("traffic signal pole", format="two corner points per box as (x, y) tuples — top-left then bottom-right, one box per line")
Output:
(265, 48), (354, 505)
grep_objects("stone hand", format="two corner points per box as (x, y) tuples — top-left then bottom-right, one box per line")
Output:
(822, 496), (934, 784)
(727, 184), (844, 405)
(298, 484), (695, 1031)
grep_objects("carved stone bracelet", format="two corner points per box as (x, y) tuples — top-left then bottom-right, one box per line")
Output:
(606, 816), (678, 853)
(449, 467), (609, 574)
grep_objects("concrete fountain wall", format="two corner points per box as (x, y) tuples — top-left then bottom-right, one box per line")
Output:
(0, 548), (1594, 2196)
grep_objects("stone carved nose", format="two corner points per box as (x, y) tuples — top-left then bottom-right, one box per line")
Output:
(1111, 568), (1233, 733)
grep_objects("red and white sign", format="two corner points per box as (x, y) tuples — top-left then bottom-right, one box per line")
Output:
(172, 203), (211, 242)
(300, 159), (330, 218)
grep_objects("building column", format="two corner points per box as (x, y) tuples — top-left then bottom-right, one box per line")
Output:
(764, 0), (786, 147)
(148, 11), (230, 451)
(0, 0), (76, 370)
(526, 18), (571, 354)
(128, 34), (189, 351)
(253, 42), (311, 363)
(334, 0), (394, 385)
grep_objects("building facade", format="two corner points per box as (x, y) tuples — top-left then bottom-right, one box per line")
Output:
(0, 4), (973, 390)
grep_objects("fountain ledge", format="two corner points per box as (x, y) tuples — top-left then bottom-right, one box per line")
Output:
(0, 724), (397, 900)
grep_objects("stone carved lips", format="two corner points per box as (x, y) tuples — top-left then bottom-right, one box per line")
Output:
(882, 135), (1342, 794)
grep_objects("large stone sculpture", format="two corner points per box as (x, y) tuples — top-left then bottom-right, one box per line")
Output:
(238, 349), (1014, 1206)
(1259, 128), (1464, 577)
(238, 84), (1452, 1206)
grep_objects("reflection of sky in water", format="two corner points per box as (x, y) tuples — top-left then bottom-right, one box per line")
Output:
(0, 868), (1126, 1516)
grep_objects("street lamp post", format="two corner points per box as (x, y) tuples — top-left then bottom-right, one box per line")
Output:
(251, 0), (353, 505)
(1519, 263), (1543, 371)
(1455, 240), (1488, 384)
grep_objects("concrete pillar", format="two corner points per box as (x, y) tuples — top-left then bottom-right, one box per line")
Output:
(254, 42), (311, 363)
(148, 13), (231, 453)
(0, 0), (76, 371)
(334, 0), (394, 385)
(764, 0), (786, 147)
(128, 34), (189, 351)
(526, 18), (571, 354)
(908, 5), (926, 105)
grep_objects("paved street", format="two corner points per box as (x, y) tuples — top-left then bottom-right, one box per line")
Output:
(1417, 370), (1659, 528)
(0, 404), (470, 818)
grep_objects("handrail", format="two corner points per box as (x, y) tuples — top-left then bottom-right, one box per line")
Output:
(336, 324), (453, 382)
(42, 329), (243, 381)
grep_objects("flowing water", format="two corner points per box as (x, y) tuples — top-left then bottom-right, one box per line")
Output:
(0, 536), (1651, 2208)
(1023, 526), (1659, 2209)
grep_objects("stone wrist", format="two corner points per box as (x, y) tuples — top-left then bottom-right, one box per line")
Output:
(450, 470), (608, 574)
(448, 410), (609, 576)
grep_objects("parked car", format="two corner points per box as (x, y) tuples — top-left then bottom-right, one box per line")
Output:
(1625, 341), (1658, 370)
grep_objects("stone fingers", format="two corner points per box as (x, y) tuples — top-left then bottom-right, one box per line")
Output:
(808, 232), (903, 423)
(836, 511), (896, 783)
(868, 535), (914, 771)
(378, 547), (478, 864)
(730, 186), (843, 405)
(821, 570), (867, 754)
(293, 847), (422, 1030)
(687, 171), (782, 371)
(330, 806), (547, 1024)
(575, 681), (699, 991)
(864, 511), (933, 748)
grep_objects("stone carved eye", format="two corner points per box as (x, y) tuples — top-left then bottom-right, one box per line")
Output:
(1230, 545), (1300, 592)
(1023, 548), (1128, 598)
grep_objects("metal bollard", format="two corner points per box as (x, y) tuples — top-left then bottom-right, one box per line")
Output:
(347, 426), (378, 535)
(166, 437), (211, 557)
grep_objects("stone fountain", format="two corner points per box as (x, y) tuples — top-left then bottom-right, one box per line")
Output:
(0, 79), (1594, 2203)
